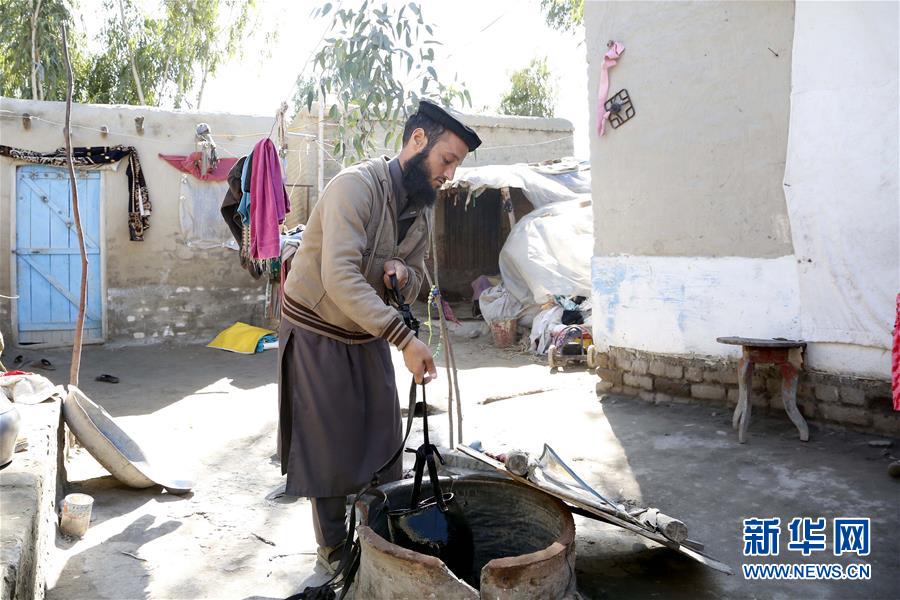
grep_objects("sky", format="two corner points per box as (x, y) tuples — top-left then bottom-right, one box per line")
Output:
(80, 0), (590, 157)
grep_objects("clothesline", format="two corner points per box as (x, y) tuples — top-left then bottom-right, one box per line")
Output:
(0, 109), (316, 148)
(1, 109), (576, 159)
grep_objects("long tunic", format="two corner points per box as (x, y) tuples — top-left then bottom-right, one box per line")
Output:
(278, 320), (402, 497)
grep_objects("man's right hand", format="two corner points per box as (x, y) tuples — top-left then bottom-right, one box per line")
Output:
(402, 337), (437, 384)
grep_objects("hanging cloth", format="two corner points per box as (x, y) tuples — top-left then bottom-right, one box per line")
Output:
(238, 150), (253, 225)
(0, 144), (152, 241)
(159, 152), (237, 181)
(249, 138), (290, 260)
(596, 41), (625, 137)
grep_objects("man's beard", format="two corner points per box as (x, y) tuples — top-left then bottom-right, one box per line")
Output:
(401, 148), (437, 208)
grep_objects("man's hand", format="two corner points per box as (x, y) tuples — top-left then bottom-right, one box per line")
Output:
(383, 260), (409, 290)
(402, 337), (437, 384)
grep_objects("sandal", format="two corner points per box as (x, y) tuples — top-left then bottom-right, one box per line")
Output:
(31, 358), (55, 371)
(95, 374), (120, 384)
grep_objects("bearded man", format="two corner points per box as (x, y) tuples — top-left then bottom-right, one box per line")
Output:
(277, 100), (482, 572)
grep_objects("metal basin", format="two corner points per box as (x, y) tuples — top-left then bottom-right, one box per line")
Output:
(354, 474), (576, 599)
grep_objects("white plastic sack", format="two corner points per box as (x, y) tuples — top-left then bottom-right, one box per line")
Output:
(179, 175), (238, 250)
(499, 199), (593, 305)
(529, 305), (564, 355)
(445, 164), (583, 209)
(478, 283), (524, 323)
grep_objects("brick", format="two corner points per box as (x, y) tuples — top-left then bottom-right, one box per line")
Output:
(751, 394), (770, 408)
(821, 404), (871, 427)
(870, 411), (900, 436)
(798, 397), (817, 419)
(595, 380), (614, 395)
(594, 351), (611, 370)
(664, 363), (684, 379)
(726, 387), (740, 405)
(620, 385), (641, 397)
(654, 377), (691, 397)
(704, 364), (738, 385)
(669, 395), (694, 405)
(867, 397), (894, 414)
(631, 359), (649, 375)
(595, 367), (623, 386)
(649, 360), (668, 377)
(798, 381), (814, 400)
(815, 384), (840, 403)
(839, 386), (866, 407)
(610, 346), (630, 361)
(654, 392), (673, 405)
(623, 373), (653, 391)
(751, 374), (768, 393)
(638, 391), (655, 403)
(615, 356), (632, 371)
(685, 366), (704, 383)
(691, 383), (725, 401)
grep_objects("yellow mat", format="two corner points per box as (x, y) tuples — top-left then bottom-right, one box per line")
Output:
(207, 322), (275, 354)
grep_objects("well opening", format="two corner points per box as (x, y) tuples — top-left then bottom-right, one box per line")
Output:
(356, 474), (576, 598)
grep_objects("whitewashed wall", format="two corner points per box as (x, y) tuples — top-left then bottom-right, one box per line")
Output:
(591, 255), (801, 357)
(588, 2), (897, 380)
(781, 2), (898, 376)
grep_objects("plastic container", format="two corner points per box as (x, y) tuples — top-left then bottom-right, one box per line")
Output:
(60, 493), (94, 537)
(489, 319), (518, 348)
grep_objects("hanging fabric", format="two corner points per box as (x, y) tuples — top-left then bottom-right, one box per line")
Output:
(159, 152), (237, 181)
(596, 41), (625, 137)
(0, 144), (151, 241)
(249, 138), (290, 261)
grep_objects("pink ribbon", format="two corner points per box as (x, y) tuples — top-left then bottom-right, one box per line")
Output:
(597, 41), (625, 136)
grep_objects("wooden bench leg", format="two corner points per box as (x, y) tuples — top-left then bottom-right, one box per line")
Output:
(734, 352), (754, 443)
(780, 362), (809, 441)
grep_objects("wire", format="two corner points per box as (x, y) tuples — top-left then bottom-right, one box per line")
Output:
(2, 110), (572, 156)
(0, 109), (317, 153)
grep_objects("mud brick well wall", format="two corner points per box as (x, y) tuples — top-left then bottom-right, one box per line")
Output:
(593, 347), (899, 436)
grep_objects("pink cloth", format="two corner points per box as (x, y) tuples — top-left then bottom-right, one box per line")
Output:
(158, 152), (238, 181)
(893, 293), (899, 411)
(597, 41), (625, 136)
(249, 138), (290, 260)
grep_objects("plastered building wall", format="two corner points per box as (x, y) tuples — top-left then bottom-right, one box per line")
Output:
(1, 97), (290, 345)
(586, 0), (896, 383)
(2, 98), (572, 345)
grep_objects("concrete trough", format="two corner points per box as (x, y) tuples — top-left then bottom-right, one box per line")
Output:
(353, 474), (576, 599)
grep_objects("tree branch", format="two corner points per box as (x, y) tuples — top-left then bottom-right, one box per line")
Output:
(117, 0), (145, 105)
(61, 23), (88, 387)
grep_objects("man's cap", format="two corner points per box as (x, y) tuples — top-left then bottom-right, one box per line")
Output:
(416, 100), (482, 152)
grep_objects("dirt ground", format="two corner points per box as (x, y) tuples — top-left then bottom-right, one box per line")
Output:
(23, 320), (900, 599)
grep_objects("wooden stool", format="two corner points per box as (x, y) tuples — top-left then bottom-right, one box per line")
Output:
(716, 337), (808, 443)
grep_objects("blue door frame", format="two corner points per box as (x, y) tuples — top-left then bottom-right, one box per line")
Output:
(14, 165), (103, 345)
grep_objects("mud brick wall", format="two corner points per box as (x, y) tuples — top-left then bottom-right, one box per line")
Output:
(593, 347), (899, 436)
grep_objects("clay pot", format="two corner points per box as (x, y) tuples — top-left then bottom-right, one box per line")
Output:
(0, 397), (21, 468)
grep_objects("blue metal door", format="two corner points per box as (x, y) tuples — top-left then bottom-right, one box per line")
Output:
(15, 165), (103, 344)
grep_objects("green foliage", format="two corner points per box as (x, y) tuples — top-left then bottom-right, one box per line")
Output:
(0, 0), (90, 101)
(304, 1), (471, 164)
(291, 75), (317, 117)
(86, 0), (254, 108)
(540, 0), (584, 33)
(498, 57), (555, 118)
(0, 0), (255, 108)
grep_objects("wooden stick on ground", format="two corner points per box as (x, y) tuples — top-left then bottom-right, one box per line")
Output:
(61, 24), (88, 388)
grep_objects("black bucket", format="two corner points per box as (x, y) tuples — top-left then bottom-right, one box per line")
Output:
(388, 492), (475, 585)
